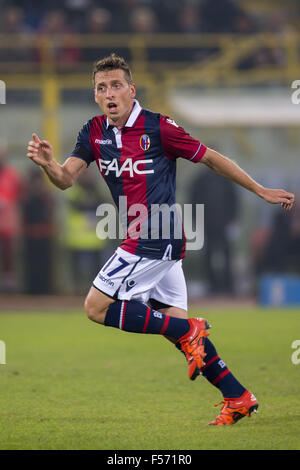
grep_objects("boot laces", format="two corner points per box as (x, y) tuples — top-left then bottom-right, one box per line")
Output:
(214, 400), (227, 409)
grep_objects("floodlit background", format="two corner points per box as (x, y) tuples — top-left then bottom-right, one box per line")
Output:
(0, 0), (300, 306)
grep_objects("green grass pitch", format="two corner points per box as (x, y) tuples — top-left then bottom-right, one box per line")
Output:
(0, 307), (300, 450)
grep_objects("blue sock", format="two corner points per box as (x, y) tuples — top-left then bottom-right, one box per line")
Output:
(104, 299), (190, 340)
(200, 338), (246, 398)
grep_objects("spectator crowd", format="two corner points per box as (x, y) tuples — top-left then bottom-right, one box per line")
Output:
(1, 0), (295, 35)
(0, 0), (297, 70)
(0, 0), (297, 73)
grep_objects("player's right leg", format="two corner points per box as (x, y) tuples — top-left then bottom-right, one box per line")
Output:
(84, 287), (210, 375)
(84, 248), (210, 376)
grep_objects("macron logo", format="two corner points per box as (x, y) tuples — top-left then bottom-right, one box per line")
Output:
(95, 139), (112, 145)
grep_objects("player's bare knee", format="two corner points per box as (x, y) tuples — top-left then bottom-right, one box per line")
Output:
(84, 297), (106, 324)
(84, 288), (114, 324)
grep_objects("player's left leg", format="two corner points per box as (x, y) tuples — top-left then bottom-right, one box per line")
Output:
(152, 310), (247, 398)
(149, 262), (258, 425)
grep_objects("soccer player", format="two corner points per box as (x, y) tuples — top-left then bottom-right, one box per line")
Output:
(26, 54), (294, 426)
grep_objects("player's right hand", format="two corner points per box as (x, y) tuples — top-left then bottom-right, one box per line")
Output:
(26, 133), (54, 167)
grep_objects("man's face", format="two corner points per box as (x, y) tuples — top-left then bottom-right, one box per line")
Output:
(94, 69), (136, 126)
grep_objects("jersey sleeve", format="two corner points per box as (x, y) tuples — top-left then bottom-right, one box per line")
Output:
(69, 120), (95, 167)
(160, 116), (207, 163)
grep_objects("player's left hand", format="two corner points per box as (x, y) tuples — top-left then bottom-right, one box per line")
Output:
(260, 188), (295, 211)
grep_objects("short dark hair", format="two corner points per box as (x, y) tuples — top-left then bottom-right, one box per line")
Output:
(93, 53), (133, 85)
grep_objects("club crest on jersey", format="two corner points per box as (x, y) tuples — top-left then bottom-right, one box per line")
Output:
(140, 134), (151, 151)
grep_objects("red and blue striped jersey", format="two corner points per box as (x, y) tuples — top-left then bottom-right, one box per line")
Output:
(70, 100), (207, 260)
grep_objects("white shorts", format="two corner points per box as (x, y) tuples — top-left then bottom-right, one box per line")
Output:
(93, 247), (187, 311)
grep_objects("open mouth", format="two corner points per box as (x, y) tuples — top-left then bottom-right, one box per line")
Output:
(107, 103), (118, 111)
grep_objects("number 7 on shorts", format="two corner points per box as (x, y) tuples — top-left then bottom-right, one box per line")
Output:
(102, 255), (130, 278)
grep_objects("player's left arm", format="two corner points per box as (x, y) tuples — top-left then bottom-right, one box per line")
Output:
(201, 147), (295, 211)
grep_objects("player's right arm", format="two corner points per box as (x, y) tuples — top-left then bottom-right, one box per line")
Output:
(27, 133), (87, 190)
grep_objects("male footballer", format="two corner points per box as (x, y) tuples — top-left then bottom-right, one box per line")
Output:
(27, 54), (294, 425)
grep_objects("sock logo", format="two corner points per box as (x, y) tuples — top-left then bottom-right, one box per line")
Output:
(153, 311), (163, 319)
(125, 279), (136, 292)
(218, 359), (226, 368)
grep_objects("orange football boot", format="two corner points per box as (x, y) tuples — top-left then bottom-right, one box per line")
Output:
(207, 390), (259, 426)
(178, 317), (211, 380)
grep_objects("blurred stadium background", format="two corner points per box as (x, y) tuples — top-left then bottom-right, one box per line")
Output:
(1, 0), (300, 308)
